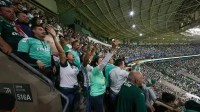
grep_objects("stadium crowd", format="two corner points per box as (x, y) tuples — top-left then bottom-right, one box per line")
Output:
(140, 65), (200, 101)
(0, 0), (200, 112)
(145, 58), (200, 96)
(118, 45), (200, 62)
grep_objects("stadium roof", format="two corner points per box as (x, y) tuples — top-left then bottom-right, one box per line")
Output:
(56, 0), (200, 43)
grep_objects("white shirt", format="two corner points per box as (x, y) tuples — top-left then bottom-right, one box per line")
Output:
(82, 64), (93, 87)
(60, 61), (79, 88)
(110, 67), (129, 94)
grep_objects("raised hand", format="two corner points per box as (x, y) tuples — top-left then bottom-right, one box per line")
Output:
(112, 39), (120, 49)
(46, 26), (56, 38)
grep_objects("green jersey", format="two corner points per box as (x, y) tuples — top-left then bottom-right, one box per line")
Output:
(90, 66), (106, 96)
(0, 17), (23, 51)
(185, 109), (199, 112)
(116, 81), (147, 112)
(18, 37), (52, 67)
(105, 63), (116, 87)
(71, 49), (81, 70)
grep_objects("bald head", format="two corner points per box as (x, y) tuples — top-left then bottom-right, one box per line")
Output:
(128, 70), (144, 86)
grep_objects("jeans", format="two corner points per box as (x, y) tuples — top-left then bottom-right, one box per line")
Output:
(59, 86), (79, 112)
(90, 94), (105, 112)
(109, 90), (118, 112)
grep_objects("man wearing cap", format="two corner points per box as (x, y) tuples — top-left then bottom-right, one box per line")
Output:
(50, 27), (80, 112)
(0, 0), (23, 54)
(17, 25), (56, 82)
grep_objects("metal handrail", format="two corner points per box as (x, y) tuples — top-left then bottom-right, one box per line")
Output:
(9, 53), (55, 91)
(3, 52), (69, 112)
(57, 91), (69, 112)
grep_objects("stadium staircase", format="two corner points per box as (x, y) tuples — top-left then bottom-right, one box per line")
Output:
(0, 51), (68, 112)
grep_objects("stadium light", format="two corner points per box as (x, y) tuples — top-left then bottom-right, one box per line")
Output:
(129, 11), (134, 16)
(132, 24), (136, 28)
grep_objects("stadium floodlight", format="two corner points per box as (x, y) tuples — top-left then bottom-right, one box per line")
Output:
(129, 11), (134, 16)
(139, 33), (143, 36)
(132, 24), (136, 28)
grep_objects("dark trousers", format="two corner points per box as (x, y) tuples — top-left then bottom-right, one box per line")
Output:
(90, 94), (105, 112)
(33, 66), (55, 83)
(109, 90), (118, 112)
(83, 86), (91, 112)
(59, 87), (79, 112)
(105, 87), (110, 112)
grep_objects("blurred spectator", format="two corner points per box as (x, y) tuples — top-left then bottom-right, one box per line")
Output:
(141, 82), (157, 112)
(105, 57), (115, 88)
(109, 58), (129, 112)
(0, 93), (16, 112)
(17, 25), (56, 82)
(30, 17), (42, 27)
(67, 37), (75, 49)
(51, 28), (79, 112)
(116, 71), (147, 112)
(153, 92), (176, 112)
(15, 11), (33, 37)
(80, 43), (88, 62)
(0, 0), (23, 54)
(44, 33), (59, 56)
(185, 100), (200, 112)
(90, 40), (119, 112)
(71, 40), (81, 70)
(104, 57), (115, 111)
(146, 80), (157, 105)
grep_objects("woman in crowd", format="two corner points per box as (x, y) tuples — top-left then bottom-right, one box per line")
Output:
(47, 26), (79, 112)
(89, 40), (120, 112)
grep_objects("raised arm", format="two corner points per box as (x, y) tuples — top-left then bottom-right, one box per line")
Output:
(98, 40), (120, 71)
(46, 26), (67, 64)
(82, 44), (97, 67)
(155, 101), (178, 111)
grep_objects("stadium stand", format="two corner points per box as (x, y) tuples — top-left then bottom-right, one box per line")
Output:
(0, 0), (200, 112)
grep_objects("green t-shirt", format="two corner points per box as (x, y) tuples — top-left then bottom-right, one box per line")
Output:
(71, 49), (81, 70)
(105, 63), (116, 87)
(90, 66), (106, 96)
(116, 82), (147, 112)
(18, 37), (52, 67)
(0, 17), (23, 51)
(185, 109), (199, 112)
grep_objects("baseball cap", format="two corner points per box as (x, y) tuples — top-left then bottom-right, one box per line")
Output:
(65, 49), (74, 56)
